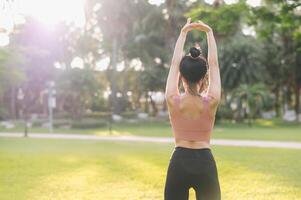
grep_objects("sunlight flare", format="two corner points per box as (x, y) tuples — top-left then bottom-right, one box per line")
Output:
(15, 0), (85, 27)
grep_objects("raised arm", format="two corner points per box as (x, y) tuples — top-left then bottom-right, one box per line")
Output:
(206, 28), (221, 102)
(194, 21), (221, 102)
(165, 18), (192, 99)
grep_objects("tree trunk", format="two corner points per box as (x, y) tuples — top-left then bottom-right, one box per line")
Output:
(122, 60), (131, 111)
(295, 84), (300, 122)
(109, 37), (119, 114)
(144, 92), (149, 113)
(295, 48), (301, 122)
(162, 98), (167, 111)
(135, 91), (142, 111)
(10, 87), (16, 120)
(149, 93), (158, 116)
(247, 117), (252, 127)
(274, 84), (281, 117)
(164, 0), (177, 53)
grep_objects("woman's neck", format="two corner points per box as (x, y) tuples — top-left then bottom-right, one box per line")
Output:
(184, 90), (200, 96)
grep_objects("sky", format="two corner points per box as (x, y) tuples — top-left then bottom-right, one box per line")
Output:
(0, 0), (85, 46)
(17, 0), (85, 27)
(0, 0), (85, 31)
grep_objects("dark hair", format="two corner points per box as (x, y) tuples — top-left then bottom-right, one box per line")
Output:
(179, 47), (208, 95)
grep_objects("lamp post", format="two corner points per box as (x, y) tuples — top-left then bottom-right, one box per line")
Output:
(17, 88), (28, 137)
(47, 81), (56, 134)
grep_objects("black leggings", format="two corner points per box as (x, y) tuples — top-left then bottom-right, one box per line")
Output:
(164, 147), (221, 200)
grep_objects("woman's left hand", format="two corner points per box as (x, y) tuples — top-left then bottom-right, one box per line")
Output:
(181, 18), (194, 33)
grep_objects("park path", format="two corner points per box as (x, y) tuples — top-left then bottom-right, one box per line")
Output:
(0, 132), (301, 149)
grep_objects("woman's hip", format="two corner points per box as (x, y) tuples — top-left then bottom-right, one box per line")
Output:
(170, 146), (215, 162)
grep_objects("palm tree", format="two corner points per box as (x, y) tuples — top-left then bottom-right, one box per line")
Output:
(231, 84), (270, 126)
(219, 35), (264, 91)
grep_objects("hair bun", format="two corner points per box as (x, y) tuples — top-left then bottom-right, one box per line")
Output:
(189, 47), (201, 58)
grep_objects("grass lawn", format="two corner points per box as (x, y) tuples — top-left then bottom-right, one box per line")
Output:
(1, 119), (301, 142)
(0, 138), (300, 200)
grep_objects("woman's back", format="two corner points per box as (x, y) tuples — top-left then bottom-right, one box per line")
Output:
(168, 94), (217, 142)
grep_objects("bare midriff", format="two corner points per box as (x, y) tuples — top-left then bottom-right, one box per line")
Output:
(175, 139), (210, 149)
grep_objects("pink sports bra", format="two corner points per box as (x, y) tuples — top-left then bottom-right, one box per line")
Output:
(168, 94), (216, 141)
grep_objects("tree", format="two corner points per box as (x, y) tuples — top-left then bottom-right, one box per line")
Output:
(124, 1), (170, 114)
(250, 0), (301, 120)
(85, 0), (138, 114)
(9, 17), (62, 118)
(218, 35), (265, 90)
(0, 47), (25, 119)
(187, 2), (248, 41)
(231, 84), (270, 126)
(56, 68), (99, 119)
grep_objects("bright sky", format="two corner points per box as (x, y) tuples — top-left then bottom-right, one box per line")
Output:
(17, 0), (85, 26)
(0, 0), (85, 31)
(0, 0), (85, 46)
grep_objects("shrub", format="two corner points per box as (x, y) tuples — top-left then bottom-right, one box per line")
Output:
(83, 112), (111, 119)
(71, 119), (107, 129)
(53, 119), (72, 128)
(216, 105), (233, 121)
(120, 111), (137, 119)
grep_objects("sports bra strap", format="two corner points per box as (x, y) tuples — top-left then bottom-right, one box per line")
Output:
(202, 95), (211, 111)
(172, 94), (211, 111)
(172, 95), (181, 106)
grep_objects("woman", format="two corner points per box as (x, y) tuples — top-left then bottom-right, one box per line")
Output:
(164, 18), (221, 200)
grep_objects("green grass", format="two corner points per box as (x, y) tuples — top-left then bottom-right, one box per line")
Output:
(1, 119), (301, 141)
(0, 138), (300, 200)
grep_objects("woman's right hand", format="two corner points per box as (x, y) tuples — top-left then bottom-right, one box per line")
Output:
(181, 18), (193, 33)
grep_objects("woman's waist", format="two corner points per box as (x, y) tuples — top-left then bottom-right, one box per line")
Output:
(175, 138), (210, 149)
(173, 129), (212, 144)
(170, 145), (215, 162)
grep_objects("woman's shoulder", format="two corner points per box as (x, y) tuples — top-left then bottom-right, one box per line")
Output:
(201, 94), (220, 115)
(165, 94), (181, 107)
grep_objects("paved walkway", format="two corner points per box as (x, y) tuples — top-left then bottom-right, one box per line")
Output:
(1, 132), (301, 149)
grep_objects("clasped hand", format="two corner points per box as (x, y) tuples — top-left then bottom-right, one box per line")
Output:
(181, 18), (212, 33)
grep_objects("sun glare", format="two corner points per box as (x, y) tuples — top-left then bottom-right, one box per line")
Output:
(16, 0), (85, 27)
